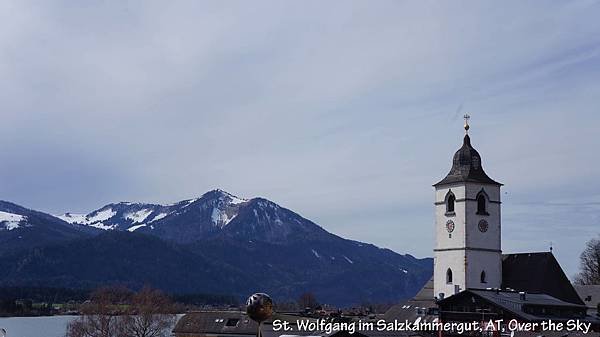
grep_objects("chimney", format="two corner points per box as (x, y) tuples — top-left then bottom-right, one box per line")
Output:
(519, 292), (526, 301)
(454, 285), (460, 294)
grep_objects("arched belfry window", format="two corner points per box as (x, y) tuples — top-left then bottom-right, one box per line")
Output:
(480, 270), (487, 283)
(476, 190), (489, 215)
(446, 268), (453, 284)
(446, 191), (455, 214)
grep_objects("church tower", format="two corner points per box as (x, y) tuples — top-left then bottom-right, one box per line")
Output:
(433, 115), (503, 299)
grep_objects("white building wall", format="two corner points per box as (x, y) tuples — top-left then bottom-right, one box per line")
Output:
(434, 184), (466, 251)
(434, 250), (465, 299)
(465, 250), (502, 289)
(464, 183), (501, 251)
(434, 182), (502, 299)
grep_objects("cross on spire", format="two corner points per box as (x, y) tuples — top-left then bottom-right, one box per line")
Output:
(464, 114), (470, 134)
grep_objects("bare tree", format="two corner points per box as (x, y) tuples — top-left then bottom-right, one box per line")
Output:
(66, 287), (175, 337)
(120, 287), (176, 337)
(575, 236), (600, 285)
(66, 286), (131, 337)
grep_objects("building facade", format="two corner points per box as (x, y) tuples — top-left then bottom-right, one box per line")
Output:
(433, 118), (503, 299)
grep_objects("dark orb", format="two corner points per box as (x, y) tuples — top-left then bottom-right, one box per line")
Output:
(246, 293), (274, 322)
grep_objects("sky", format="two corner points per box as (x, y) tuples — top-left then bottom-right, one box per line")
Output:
(1, 1), (599, 277)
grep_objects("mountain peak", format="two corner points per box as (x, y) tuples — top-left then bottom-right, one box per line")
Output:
(202, 189), (248, 205)
(55, 190), (250, 233)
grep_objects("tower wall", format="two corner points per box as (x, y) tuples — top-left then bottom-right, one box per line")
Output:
(434, 182), (502, 299)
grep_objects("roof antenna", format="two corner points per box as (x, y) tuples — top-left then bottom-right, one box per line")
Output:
(463, 114), (470, 135)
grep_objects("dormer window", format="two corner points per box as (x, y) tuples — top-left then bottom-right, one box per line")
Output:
(476, 190), (489, 215)
(446, 191), (455, 215)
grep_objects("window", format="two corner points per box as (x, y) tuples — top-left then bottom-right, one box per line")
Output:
(477, 194), (486, 214)
(476, 191), (489, 215)
(446, 191), (455, 214)
(480, 270), (487, 283)
(225, 318), (239, 327)
(446, 268), (453, 284)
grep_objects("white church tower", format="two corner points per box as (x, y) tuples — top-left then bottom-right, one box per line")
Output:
(433, 115), (503, 299)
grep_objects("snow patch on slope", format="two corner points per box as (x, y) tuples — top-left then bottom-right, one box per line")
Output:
(87, 208), (116, 224)
(211, 208), (235, 228)
(89, 222), (118, 230)
(185, 199), (198, 206)
(127, 224), (147, 232)
(228, 195), (247, 205)
(125, 209), (152, 224)
(0, 211), (27, 230)
(58, 213), (87, 224)
(149, 212), (168, 223)
(57, 208), (117, 230)
(214, 189), (248, 205)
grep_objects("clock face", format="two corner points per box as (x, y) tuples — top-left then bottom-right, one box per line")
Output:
(478, 219), (489, 232)
(446, 220), (455, 233)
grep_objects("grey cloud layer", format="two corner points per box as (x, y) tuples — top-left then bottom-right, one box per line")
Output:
(1, 1), (599, 276)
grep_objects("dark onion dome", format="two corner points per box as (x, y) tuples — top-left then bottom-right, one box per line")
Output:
(434, 134), (502, 186)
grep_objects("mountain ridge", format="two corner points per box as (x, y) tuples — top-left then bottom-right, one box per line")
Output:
(55, 189), (336, 244)
(0, 190), (433, 306)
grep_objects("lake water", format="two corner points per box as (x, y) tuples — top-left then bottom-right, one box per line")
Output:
(0, 315), (76, 337)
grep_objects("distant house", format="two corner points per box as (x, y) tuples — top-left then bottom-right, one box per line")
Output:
(173, 311), (256, 337)
(381, 278), (438, 333)
(172, 311), (322, 337)
(575, 285), (600, 316)
(437, 289), (587, 323)
(172, 310), (432, 337)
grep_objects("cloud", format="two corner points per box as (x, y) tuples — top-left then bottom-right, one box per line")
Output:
(1, 1), (599, 276)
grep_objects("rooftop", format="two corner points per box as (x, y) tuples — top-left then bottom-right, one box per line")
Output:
(502, 252), (584, 305)
(434, 134), (502, 187)
(574, 284), (600, 310)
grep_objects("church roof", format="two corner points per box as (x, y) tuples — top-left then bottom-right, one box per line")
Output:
(437, 289), (590, 323)
(382, 277), (437, 325)
(412, 277), (433, 301)
(468, 289), (584, 308)
(502, 252), (584, 305)
(434, 134), (502, 187)
(574, 284), (600, 310)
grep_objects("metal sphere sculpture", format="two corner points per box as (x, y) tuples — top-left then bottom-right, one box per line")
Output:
(246, 293), (273, 323)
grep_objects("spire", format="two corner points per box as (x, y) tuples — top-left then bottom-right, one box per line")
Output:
(433, 115), (502, 187)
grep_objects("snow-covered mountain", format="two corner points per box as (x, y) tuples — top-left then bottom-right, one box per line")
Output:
(0, 191), (433, 305)
(57, 189), (247, 232)
(56, 189), (329, 244)
(0, 210), (28, 231)
(59, 202), (169, 231)
(0, 200), (95, 254)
